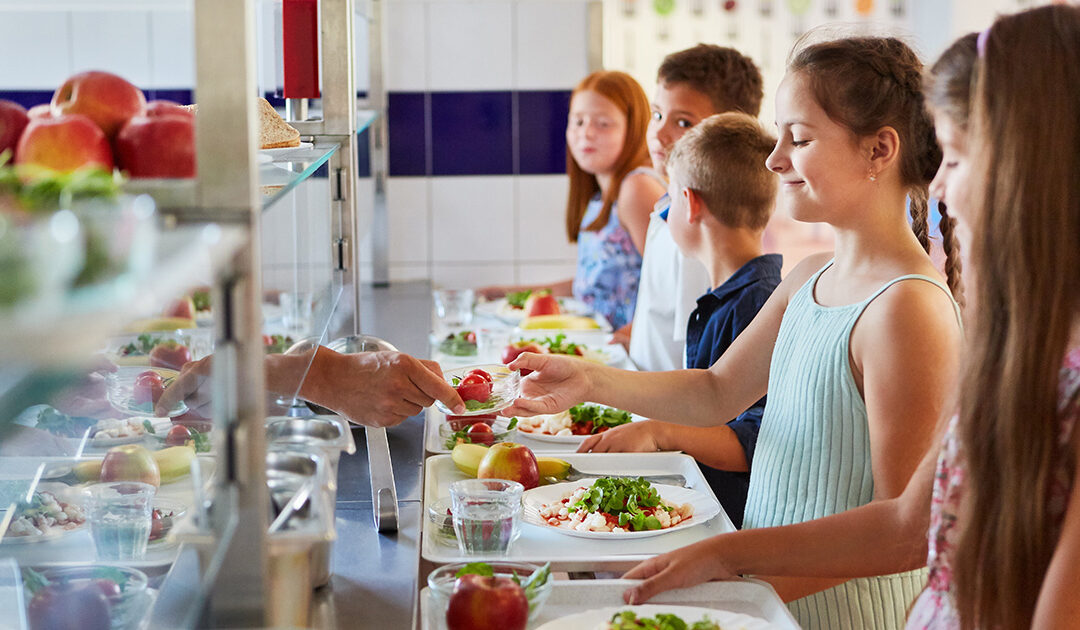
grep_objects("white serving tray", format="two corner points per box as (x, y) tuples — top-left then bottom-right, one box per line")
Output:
(419, 578), (800, 630)
(421, 452), (734, 570)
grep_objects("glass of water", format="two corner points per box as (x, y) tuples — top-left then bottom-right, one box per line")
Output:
(475, 328), (512, 363)
(84, 481), (155, 561)
(449, 479), (523, 555)
(432, 288), (475, 332)
(280, 291), (314, 334)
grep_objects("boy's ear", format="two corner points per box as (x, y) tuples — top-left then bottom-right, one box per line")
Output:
(866, 125), (901, 172)
(684, 187), (705, 224)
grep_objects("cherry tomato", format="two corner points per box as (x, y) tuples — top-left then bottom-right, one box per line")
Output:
(456, 374), (492, 403)
(465, 331), (477, 344)
(465, 369), (492, 383)
(447, 414), (496, 431)
(165, 424), (191, 447)
(262, 334), (274, 345)
(466, 422), (495, 445)
(133, 370), (165, 405)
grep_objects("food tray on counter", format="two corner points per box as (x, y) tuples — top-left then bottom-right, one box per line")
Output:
(419, 578), (799, 630)
(424, 408), (647, 454)
(420, 452), (734, 570)
(0, 455), (214, 569)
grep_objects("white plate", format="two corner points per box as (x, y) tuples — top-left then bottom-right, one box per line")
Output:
(259, 141), (314, 158)
(522, 481), (720, 540)
(534, 604), (774, 630)
(434, 364), (521, 417)
(475, 296), (593, 325)
(88, 416), (157, 447)
(515, 407), (643, 444)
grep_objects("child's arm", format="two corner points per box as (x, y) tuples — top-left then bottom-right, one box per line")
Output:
(504, 254), (831, 425)
(1031, 427), (1080, 628)
(616, 171), (666, 255)
(577, 404), (763, 473)
(620, 444), (937, 604)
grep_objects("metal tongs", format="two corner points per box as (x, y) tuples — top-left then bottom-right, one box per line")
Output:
(268, 479), (314, 533)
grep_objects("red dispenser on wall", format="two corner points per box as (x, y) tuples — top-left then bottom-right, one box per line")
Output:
(282, 0), (321, 99)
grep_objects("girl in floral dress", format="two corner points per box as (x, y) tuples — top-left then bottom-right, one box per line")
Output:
(599, 6), (1080, 628)
(480, 71), (666, 329)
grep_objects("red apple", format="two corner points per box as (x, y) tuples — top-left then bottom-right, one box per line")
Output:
(466, 422), (495, 446)
(15, 114), (113, 172)
(145, 100), (193, 119)
(51, 70), (146, 139)
(447, 413), (496, 432)
(28, 582), (111, 630)
(163, 296), (196, 320)
(524, 290), (560, 317)
(477, 442), (539, 490)
(446, 574), (528, 630)
(133, 370), (165, 405)
(500, 340), (544, 366)
(100, 444), (161, 487)
(115, 114), (195, 178)
(0, 100), (29, 157)
(148, 340), (192, 370)
(27, 103), (52, 119)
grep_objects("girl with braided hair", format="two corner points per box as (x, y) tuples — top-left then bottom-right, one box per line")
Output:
(504, 34), (963, 630)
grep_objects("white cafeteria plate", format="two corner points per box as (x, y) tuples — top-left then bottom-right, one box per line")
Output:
(259, 141), (314, 158)
(521, 482), (720, 540)
(421, 452), (734, 569)
(475, 296), (592, 325)
(534, 604), (774, 630)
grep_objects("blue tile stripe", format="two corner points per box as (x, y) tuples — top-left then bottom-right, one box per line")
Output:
(387, 89), (571, 177)
(0, 88), (568, 177)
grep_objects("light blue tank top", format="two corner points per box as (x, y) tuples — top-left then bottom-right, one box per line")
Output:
(742, 260), (961, 630)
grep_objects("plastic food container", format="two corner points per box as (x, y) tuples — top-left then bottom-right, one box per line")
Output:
(38, 565), (149, 630)
(426, 561), (552, 623)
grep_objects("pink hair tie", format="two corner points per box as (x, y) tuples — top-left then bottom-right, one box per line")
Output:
(976, 27), (991, 57)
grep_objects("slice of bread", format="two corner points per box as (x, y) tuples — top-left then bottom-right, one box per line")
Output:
(178, 100), (301, 149)
(257, 97), (301, 149)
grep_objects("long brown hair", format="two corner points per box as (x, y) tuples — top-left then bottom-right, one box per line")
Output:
(953, 6), (1080, 629)
(788, 37), (957, 292)
(565, 71), (652, 242)
(925, 32), (978, 304)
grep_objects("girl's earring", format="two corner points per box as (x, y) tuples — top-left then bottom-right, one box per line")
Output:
(868, 168), (877, 182)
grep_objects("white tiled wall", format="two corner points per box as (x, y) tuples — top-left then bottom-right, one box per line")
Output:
(149, 9), (195, 88)
(0, 11), (72, 88)
(514, 3), (591, 90)
(426, 2), (515, 91)
(431, 177), (516, 263)
(384, 1), (429, 92)
(70, 10), (153, 86)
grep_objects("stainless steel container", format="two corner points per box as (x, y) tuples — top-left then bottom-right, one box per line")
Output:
(265, 416), (355, 481)
(266, 450), (335, 590)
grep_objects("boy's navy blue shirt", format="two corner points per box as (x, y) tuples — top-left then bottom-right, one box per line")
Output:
(685, 253), (782, 528)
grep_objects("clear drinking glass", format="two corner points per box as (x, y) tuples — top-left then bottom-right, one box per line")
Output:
(449, 478), (523, 555)
(84, 481), (156, 561)
(475, 328), (511, 364)
(280, 291), (314, 334)
(432, 288), (475, 332)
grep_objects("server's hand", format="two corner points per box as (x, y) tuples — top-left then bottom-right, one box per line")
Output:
(301, 349), (465, 427)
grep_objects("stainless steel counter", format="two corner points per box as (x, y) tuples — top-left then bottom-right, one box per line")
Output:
(314, 281), (433, 629)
